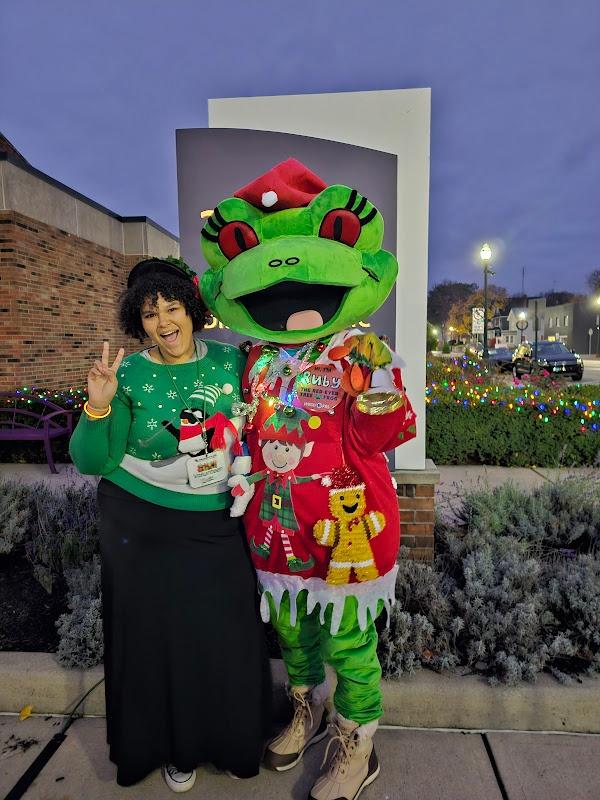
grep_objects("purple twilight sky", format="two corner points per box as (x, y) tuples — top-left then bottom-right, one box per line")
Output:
(2, 0), (599, 295)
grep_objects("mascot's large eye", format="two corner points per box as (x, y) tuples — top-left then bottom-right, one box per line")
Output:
(319, 209), (361, 247)
(218, 221), (259, 260)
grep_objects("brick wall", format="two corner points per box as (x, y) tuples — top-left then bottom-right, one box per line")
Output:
(0, 210), (142, 391)
(397, 482), (436, 561)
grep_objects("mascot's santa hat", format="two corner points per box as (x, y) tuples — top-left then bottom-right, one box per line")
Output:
(234, 158), (327, 212)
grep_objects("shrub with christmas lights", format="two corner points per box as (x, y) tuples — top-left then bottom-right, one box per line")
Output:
(425, 358), (600, 466)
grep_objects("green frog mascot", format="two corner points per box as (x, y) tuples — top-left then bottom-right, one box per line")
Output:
(200, 158), (416, 800)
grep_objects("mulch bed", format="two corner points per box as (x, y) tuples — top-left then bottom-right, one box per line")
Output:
(0, 550), (68, 652)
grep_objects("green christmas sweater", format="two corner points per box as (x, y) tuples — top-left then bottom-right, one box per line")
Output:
(69, 338), (245, 510)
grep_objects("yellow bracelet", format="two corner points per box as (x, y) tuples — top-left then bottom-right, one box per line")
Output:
(355, 391), (405, 416)
(84, 401), (112, 420)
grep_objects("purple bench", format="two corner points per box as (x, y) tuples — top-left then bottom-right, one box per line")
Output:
(0, 392), (75, 473)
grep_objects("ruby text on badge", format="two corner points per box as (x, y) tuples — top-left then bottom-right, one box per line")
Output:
(296, 364), (344, 413)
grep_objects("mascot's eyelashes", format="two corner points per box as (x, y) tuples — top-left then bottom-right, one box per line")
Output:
(345, 190), (367, 216)
(200, 206), (228, 243)
(213, 207), (227, 227)
(344, 189), (378, 226)
(319, 190), (379, 248)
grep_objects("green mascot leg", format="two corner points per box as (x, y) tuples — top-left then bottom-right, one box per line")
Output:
(268, 591), (384, 724)
(264, 591), (329, 772)
(320, 597), (384, 725)
(268, 592), (326, 688)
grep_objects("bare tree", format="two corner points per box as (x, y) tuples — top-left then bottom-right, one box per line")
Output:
(427, 281), (477, 327)
(586, 270), (600, 294)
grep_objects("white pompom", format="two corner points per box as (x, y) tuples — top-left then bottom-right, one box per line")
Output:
(261, 190), (278, 208)
(321, 475), (332, 487)
(222, 383), (233, 395)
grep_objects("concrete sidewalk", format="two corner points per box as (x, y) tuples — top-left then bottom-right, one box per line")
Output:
(1, 714), (599, 800)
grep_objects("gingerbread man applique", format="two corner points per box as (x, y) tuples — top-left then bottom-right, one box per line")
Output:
(313, 466), (385, 585)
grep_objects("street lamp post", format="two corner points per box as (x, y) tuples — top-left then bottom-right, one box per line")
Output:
(480, 243), (493, 360)
(596, 296), (600, 357)
(516, 311), (528, 343)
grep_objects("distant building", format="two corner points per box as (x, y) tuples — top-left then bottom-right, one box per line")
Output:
(492, 296), (599, 355)
(0, 134), (179, 390)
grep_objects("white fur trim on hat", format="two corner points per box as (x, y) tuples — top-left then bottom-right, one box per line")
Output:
(330, 483), (366, 493)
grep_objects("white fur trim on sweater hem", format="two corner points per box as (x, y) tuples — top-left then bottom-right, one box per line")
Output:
(257, 565), (399, 635)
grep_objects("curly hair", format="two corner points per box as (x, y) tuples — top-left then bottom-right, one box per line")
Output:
(119, 274), (208, 341)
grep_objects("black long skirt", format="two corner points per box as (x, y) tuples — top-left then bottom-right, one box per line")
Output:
(97, 479), (272, 786)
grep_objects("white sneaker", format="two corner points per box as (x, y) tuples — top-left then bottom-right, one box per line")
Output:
(162, 764), (197, 793)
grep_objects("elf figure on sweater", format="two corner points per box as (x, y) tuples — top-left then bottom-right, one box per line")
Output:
(200, 158), (416, 800)
(231, 406), (322, 572)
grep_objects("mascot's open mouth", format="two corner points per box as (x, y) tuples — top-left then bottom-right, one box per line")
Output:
(239, 280), (348, 332)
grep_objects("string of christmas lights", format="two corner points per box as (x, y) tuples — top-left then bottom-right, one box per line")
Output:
(3, 357), (600, 435)
(426, 357), (600, 433)
(1, 386), (87, 410)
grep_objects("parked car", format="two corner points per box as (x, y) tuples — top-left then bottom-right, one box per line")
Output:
(511, 341), (584, 381)
(486, 347), (514, 372)
(468, 344), (514, 371)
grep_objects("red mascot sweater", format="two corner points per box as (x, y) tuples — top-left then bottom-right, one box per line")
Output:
(240, 328), (416, 634)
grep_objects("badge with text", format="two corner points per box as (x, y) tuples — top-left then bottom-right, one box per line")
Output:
(296, 364), (344, 413)
(187, 450), (228, 488)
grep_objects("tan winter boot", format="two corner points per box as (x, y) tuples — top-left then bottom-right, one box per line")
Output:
(309, 715), (379, 800)
(263, 682), (329, 771)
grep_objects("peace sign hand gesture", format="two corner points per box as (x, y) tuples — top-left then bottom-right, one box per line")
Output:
(87, 341), (125, 413)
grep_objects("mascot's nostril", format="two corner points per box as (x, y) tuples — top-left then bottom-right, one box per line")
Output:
(268, 259), (283, 268)
(285, 257), (300, 265)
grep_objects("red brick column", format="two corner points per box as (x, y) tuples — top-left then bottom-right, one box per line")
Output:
(392, 460), (440, 561)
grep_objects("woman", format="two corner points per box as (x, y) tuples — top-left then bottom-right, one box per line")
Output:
(70, 258), (271, 792)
